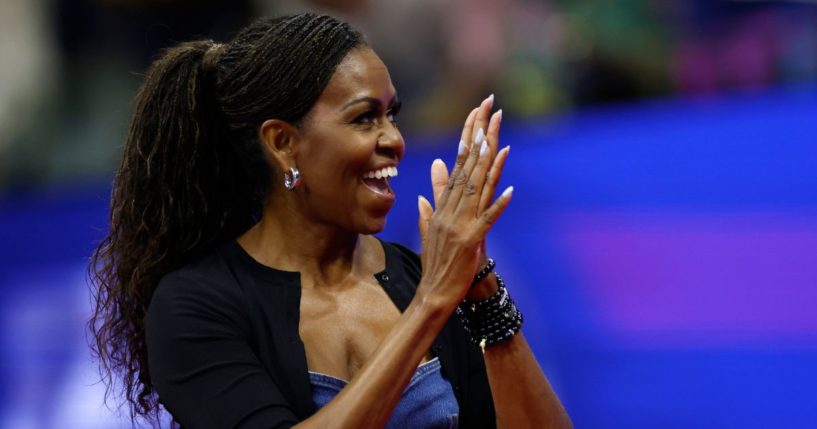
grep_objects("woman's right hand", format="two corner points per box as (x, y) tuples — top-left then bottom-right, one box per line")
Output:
(416, 95), (512, 311)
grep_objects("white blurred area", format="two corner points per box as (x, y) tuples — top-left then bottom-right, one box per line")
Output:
(0, 0), (56, 171)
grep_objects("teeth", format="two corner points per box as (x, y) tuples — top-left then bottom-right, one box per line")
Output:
(363, 166), (398, 179)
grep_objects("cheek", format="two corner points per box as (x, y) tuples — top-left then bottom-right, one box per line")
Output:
(300, 135), (372, 191)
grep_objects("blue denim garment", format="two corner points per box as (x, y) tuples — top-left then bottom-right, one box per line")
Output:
(309, 357), (459, 428)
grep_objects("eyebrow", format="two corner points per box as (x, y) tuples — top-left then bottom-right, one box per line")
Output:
(341, 96), (400, 111)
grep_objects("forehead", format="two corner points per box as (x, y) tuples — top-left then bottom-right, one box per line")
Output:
(318, 47), (396, 104)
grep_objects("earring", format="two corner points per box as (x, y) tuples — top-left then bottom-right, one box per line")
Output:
(283, 166), (301, 190)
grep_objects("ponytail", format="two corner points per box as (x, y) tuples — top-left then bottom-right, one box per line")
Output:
(89, 14), (363, 424)
(89, 40), (262, 423)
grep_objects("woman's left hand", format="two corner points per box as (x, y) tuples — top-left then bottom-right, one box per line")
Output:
(418, 95), (510, 301)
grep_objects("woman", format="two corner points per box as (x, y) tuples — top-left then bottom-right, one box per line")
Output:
(90, 13), (571, 428)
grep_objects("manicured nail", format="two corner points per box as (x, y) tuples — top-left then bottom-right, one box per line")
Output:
(457, 140), (466, 156)
(487, 94), (495, 106)
(474, 128), (485, 145)
(504, 145), (510, 154)
(479, 140), (488, 157)
(501, 186), (514, 198)
(496, 109), (503, 122)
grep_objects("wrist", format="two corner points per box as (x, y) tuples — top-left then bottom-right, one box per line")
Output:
(411, 281), (456, 325)
(457, 272), (524, 351)
(467, 273), (499, 301)
(467, 258), (498, 301)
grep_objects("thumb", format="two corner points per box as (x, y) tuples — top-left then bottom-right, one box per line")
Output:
(417, 195), (433, 241)
(430, 158), (449, 208)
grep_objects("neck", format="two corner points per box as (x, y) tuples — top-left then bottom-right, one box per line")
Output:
(237, 195), (368, 288)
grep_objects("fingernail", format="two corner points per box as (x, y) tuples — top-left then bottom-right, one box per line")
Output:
(474, 128), (485, 144)
(501, 186), (514, 198)
(457, 140), (466, 156)
(504, 145), (510, 154)
(497, 109), (503, 122)
(432, 158), (444, 167)
(487, 94), (495, 106)
(479, 140), (488, 157)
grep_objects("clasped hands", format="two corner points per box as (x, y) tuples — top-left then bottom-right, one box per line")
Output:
(417, 95), (511, 308)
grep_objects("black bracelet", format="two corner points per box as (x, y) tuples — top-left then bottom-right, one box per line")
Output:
(457, 273), (523, 352)
(472, 258), (496, 286)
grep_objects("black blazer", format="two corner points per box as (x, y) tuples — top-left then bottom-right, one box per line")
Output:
(146, 239), (496, 428)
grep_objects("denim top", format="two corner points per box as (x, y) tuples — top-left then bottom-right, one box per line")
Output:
(308, 357), (459, 428)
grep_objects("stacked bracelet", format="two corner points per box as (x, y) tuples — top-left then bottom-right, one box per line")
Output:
(471, 258), (496, 286)
(456, 271), (524, 352)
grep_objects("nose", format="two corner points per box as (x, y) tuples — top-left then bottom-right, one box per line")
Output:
(377, 122), (405, 162)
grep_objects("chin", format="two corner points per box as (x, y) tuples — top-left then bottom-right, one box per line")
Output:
(356, 213), (388, 235)
(361, 219), (387, 235)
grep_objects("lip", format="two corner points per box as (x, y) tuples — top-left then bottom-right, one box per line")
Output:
(360, 162), (397, 201)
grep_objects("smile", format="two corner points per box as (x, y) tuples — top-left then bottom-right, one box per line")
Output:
(362, 166), (398, 196)
(363, 166), (398, 180)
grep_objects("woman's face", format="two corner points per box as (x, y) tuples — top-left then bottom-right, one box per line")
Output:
(292, 47), (405, 234)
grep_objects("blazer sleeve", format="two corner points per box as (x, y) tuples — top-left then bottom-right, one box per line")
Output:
(146, 271), (298, 429)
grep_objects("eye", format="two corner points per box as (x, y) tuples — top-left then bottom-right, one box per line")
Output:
(387, 100), (402, 124)
(354, 110), (377, 125)
(351, 99), (401, 126)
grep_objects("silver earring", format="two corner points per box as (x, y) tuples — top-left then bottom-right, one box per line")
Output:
(283, 166), (301, 190)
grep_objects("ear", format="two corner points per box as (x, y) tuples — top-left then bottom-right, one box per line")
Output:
(259, 119), (300, 171)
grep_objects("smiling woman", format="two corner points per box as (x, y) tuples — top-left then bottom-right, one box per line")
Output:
(263, 47), (405, 234)
(88, 13), (570, 429)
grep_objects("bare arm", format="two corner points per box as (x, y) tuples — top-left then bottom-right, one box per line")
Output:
(295, 290), (447, 428)
(420, 96), (572, 428)
(466, 273), (572, 429)
(485, 332), (572, 429)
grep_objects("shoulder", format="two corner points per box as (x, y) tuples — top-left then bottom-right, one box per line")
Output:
(153, 246), (241, 300)
(147, 244), (252, 334)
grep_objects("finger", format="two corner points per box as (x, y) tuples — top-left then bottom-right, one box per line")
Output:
(455, 127), (493, 214)
(459, 107), (479, 152)
(461, 109), (502, 213)
(430, 159), (449, 208)
(485, 108), (502, 166)
(477, 185), (514, 236)
(443, 94), (494, 209)
(452, 108), (478, 177)
(417, 195), (434, 241)
(450, 95), (490, 192)
(440, 108), (478, 208)
(470, 94), (494, 145)
(478, 145), (510, 213)
(456, 96), (496, 196)
(447, 125), (486, 211)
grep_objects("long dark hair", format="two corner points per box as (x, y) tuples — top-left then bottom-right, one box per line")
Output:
(88, 13), (363, 423)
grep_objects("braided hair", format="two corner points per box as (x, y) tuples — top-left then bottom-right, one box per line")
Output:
(88, 13), (364, 424)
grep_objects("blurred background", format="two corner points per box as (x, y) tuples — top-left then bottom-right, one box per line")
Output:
(0, 0), (815, 428)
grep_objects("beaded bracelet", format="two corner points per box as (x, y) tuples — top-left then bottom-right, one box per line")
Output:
(471, 258), (496, 286)
(456, 273), (524, 352)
